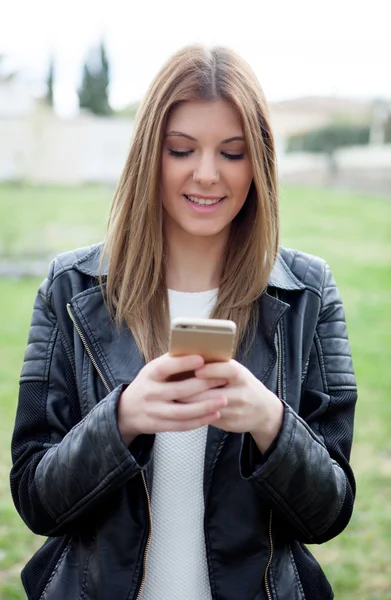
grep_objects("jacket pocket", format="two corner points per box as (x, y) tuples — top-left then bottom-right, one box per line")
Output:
(38, 535), (96, 600)
(290, 541), (334, 600)
(39, 540), (72, 600)
(20, 537), (70, 600)
(267, 544), (306, 600)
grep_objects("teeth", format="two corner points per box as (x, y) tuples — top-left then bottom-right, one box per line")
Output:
(186, 195), (222, 206)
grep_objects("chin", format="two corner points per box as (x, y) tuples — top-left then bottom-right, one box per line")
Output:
(185, 224), (228, 238)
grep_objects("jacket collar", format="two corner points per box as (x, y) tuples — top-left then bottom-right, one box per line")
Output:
(267, 253), (305, 291)
(73, 243), (305, 292)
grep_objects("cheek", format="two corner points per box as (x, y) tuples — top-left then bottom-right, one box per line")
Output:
(161, 156), (173, 192)
(161, 156), (190, 193)
(231, 164), (253, 196)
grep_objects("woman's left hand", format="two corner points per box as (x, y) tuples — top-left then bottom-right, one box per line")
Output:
(188, 360), (284, 454)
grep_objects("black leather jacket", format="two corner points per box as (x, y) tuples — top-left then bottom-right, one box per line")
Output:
(10, 244), (357, 600)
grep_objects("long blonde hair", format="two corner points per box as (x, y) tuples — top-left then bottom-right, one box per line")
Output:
(102, 45), (279, 361)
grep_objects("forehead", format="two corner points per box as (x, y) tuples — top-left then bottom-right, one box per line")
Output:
(166, 99), (243, 137)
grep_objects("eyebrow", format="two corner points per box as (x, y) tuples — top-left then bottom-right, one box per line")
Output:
(166, 131), (244, 144)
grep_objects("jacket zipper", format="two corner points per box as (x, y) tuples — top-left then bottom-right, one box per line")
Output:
(264, 317), (283, 600)
(66, 302), (153, 600)
(136, 476), (153, 600)
(264, 509), (274, 600)
(66, 303), (111, 393)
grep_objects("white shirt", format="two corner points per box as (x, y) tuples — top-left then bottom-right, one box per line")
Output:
(140, 288), (217, 600)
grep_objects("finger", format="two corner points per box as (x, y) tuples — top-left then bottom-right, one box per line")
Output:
(165, 377), (228, 401)
(178, 390), (229, 405)
(149, 354), (205, 382)
(150, 396), (227, 422)
(159, 411), (222, 432)
(195, 360), (241, 381)
(166, 396), (227, 421)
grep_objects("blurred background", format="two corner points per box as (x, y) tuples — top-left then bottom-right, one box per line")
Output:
(0, 1), (390, 599)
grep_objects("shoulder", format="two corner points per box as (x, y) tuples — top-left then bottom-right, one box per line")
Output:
(270, 247), (329, 296)
(38, 244), (104, 306)
(49, 243), (104, 281)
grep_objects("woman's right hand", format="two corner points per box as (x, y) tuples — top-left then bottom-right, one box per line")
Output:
(117, 354), (228, 445)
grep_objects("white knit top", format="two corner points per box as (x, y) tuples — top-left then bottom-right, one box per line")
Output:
(140, 288), (217, 600)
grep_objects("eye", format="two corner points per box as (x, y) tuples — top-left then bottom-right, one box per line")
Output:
(222, 152), (245, 161)
(168, 149), (193, 158)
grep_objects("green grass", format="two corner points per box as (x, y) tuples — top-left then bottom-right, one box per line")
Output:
(0, 183), (390, 599)
(280, 185), (391, 599)
(0, 183), (112, 258)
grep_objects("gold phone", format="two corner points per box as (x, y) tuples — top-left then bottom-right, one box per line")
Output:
(168, 317), (237, 380)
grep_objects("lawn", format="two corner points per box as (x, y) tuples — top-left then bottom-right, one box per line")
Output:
(0, 183), (390, 599)
(0, 183), (111, 259)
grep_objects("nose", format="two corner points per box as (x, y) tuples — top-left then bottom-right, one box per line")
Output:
(193, 154), (220, 185)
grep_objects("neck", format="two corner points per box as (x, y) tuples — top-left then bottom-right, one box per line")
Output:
(165, 228), (228, 293)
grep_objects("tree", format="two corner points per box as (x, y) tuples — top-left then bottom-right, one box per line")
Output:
(286, 122), (371, 179)
(45, 56), (55, 107)
(78, 41), (112, 116)
(286, 123), (371, 154)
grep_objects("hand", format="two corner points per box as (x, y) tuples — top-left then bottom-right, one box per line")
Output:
(188, 360), (284, 453)
(117, 354), (228, 445)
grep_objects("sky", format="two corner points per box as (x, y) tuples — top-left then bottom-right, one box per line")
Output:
(1, 0), (390, 116)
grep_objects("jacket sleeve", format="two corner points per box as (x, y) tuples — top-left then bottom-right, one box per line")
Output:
(240, 263), (357, 544)
(10, 266), (153, 537)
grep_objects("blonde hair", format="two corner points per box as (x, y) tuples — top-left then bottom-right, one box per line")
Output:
(102, 45), (279, 361)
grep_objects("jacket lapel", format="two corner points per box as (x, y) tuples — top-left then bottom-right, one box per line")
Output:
(70, 285), (146, 390)
(240, 292), (289, 383)
(203, 291), (289, 492)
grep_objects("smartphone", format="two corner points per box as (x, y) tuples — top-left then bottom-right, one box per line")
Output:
(168, 317), (237, 380)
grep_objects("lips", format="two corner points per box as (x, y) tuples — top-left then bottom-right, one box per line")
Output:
(184, 194), (225, 206)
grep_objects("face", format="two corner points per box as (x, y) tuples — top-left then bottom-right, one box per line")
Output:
(161, 99), (253, 242)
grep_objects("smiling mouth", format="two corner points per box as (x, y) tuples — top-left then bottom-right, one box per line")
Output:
(184, 195), (225, 206)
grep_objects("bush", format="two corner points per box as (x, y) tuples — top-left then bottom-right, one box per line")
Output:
(286, 123), (371, 154)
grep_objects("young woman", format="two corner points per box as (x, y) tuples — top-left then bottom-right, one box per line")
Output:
(10, 45), (357, 600)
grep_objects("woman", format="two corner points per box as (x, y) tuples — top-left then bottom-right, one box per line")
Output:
(10, 45), (357, 600)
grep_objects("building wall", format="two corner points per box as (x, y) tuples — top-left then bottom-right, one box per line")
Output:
(0, 113), (390, 191)
(0, 113), (134, 184)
